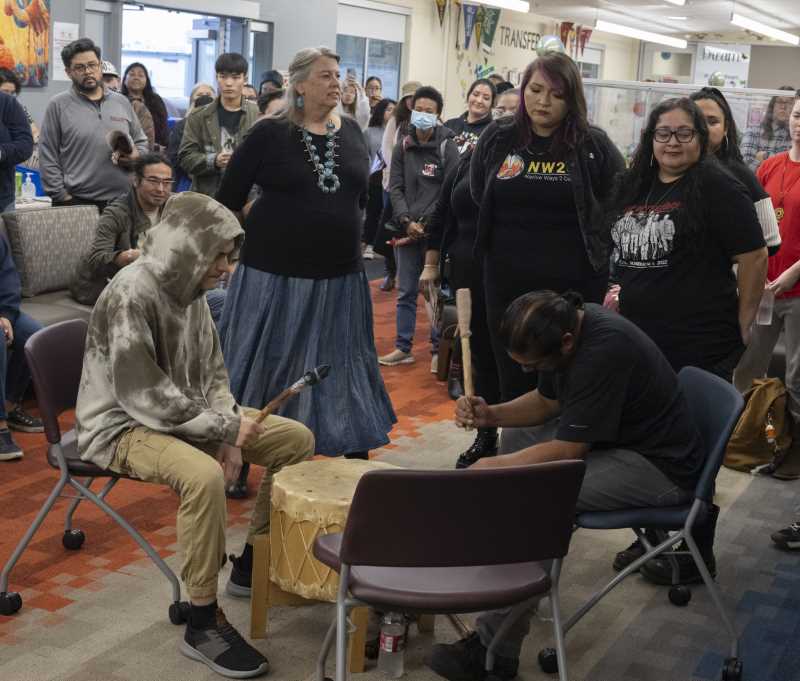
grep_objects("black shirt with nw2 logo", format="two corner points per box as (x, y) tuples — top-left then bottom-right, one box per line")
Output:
(537, 304), (704, 490)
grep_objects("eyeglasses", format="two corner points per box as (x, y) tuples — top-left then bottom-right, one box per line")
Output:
(71, 62), (101, 74)
(142, 177), (174, 188)
(653, 127), (696, 143)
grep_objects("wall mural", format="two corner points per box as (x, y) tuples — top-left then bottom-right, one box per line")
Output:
(0, 0), (50, 87)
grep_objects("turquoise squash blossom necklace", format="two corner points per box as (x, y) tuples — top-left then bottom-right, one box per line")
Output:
(300, 120), (341, 193)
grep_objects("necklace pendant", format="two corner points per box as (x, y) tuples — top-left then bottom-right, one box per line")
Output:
(776, 207), (785, 222)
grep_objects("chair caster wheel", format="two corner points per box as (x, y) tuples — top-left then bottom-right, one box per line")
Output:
(668, 585), (691, 606)
(538, 647), (558, 674)
(168, 601), (190, 625)
(722, 657), (742, 681)
(0, 591), (22, 615)
(62, 529), (85, 550)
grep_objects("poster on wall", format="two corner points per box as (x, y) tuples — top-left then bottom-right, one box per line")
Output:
(52, 20), (77, 82)
(481, 7), (501, 53)
(463, 3), (478, 50)
(0, 0), (50, 87)
(693, 43), (751, 88)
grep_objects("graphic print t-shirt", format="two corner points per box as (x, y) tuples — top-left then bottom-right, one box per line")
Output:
(611, 168), (765, 371)
(490, 135), (589, 283)
(218, 107), (244, 153)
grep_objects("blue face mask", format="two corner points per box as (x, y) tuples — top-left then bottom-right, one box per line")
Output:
(411, 110), (438, 131)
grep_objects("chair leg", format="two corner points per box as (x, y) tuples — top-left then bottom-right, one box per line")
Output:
(316, 615), (336, 681)
(1, 472), (69, 593)
(683, 533), (738, 659)
(335, 566), (351, 681)
(485, 596), (539, 672)
(548, 561), (569, 681)
(68, 477), (181, 603)
(63, 477), (104, 531)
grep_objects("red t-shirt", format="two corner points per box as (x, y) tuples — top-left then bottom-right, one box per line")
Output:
(758, 152), (800, 299)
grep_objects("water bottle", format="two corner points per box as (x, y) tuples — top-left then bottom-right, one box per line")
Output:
(756, 289), (775, 326)
(377, 612), (405, 678)
(21, 173), (35, 201)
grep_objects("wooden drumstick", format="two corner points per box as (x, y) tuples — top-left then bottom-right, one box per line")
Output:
(456, 288), (474, 398)
(255, 365), (331, 424)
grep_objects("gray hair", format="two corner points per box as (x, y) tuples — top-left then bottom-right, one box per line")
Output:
(189, 82), (215, 107)
(281, 46), (341, 123)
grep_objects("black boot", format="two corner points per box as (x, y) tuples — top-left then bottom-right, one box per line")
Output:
(448, 361), (464, 400)
(345, 451), (369, 460)
(640, 504), (718, 585)
(456, 428), (499, 469)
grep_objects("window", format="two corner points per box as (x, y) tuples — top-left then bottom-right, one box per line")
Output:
(335, 35), (402, 99)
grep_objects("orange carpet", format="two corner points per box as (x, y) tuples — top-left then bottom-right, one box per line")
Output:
(0, 281), (451, 632)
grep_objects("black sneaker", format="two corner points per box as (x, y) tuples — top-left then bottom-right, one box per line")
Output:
(0, 428), (22, 461)
(612, 529), (662, 572)
(225, 463), (250, 499)
(428, 631), (518, 681)
(771, 522), (800, 550)
(456, 430), (498, 469)
(225, 552), (252, 598)
(639, 541), (716, 585)
(7, 405), (43, 433)
(181, 608), (269, 678)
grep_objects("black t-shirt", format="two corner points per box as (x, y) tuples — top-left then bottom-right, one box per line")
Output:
(488, 134), (592, 294)
(538, 304), (704, 489)
(722, 158), (769, 203)
(218, 107), (245, 151)
(215, 117), (369, 279)
(612, 163), (765, 371)
(444, 113), (493, 155)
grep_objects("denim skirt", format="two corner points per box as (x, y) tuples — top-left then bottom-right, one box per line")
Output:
(219, 265), (396, 456)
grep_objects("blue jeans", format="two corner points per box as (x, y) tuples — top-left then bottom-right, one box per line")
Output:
(205, 288), (226, 329)
(394, 240), (438, 354)
(0, 312), (42, 419)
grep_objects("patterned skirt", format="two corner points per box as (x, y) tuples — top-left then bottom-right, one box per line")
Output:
(219, 265), (396, 455)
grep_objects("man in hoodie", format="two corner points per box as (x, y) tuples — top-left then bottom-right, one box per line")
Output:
(379, 85), (459, 372)
(75, 192), (315, 678)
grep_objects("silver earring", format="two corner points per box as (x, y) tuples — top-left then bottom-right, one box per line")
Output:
(650, 153), (654, 167)
(724, 134), (729, 149)
(296, 94), (304, 109)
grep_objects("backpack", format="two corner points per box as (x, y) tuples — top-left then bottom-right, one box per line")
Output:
(724, 378), (792, 474)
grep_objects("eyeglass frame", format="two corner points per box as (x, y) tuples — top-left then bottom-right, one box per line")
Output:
(140, 176), (175, 189)
(70, 61), (102, 75)
(653, 126), (697, 144)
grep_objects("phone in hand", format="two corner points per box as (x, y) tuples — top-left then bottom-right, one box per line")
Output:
(346, 68), (357, 81)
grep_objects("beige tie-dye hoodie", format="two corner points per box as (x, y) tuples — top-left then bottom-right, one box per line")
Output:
(76, 191), (244, 469)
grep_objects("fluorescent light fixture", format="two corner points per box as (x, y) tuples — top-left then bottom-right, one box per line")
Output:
(667, 16), (688, 21)
(595, 19), (688, 49)
(730, 12), (800, 46)
(471, 0), (530, 11)
(664, 0), (686, 6)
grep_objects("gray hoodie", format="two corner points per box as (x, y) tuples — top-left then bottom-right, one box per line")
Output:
(76, 192), (244, 469)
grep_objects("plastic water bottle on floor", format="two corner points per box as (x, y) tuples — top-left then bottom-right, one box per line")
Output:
(756, 289), (775, 325)
(377, 612), (405, 678)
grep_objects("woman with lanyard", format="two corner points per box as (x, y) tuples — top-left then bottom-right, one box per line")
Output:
(607, 97), (768, 586)
(216, 47), (395, 461)
(444, 78), (496, 155)
(470, 52), (624, 406)
(735, 95), (800, 447)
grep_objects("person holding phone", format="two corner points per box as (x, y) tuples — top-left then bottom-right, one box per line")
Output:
(341, 69), (370, 129)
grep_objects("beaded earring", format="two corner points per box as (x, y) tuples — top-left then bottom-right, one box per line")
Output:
(296, 94), (305, 109)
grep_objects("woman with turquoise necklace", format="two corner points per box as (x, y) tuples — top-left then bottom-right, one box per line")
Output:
(216, 46), (396, 460)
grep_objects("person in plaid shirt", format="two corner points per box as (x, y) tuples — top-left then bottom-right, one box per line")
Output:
(741, 86), (795, 171)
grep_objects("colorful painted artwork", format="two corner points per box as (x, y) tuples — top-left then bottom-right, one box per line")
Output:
(0, 0), (50, 87)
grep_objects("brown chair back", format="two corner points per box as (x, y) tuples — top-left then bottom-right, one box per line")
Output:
(339, 460), (585, 568)
(24, 319), (88, 444)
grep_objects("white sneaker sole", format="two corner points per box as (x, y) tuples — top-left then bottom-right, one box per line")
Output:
(179, 640), (269, 679)
(0, 450), (23, 461)
(225, 579), (252, 599)
(378, 356), (415, 366)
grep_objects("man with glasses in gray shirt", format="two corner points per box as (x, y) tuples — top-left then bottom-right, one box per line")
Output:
(39, 38), (147, 213)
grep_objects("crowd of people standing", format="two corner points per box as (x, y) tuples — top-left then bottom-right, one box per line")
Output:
(2, 32), (800, 680)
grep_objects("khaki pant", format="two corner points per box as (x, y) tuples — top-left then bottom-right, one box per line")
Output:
(109, 408), (315, 600)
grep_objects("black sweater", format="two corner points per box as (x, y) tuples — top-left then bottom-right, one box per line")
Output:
(216, 116), (369, 279)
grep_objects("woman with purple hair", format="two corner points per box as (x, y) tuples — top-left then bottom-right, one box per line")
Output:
(470, 52), (624, 405)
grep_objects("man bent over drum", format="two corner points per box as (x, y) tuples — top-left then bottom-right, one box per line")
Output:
(75, 192), (314, 678)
